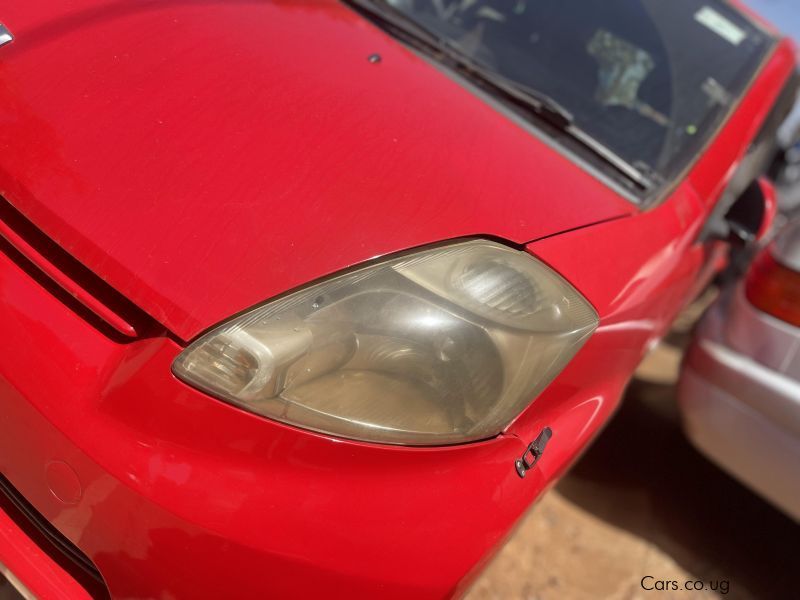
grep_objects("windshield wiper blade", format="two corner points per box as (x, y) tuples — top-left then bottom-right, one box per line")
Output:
(344, 0), (656, 191)
(562, 126), (657, 191)
(451, 64), (656, 190)
(452, 59), (575, 129)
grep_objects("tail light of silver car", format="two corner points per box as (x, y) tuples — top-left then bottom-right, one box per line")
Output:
(745, 220), (800, 328)
(173, 240), (598, 445)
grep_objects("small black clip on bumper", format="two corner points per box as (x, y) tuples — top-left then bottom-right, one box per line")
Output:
(515, 427), (553, 479)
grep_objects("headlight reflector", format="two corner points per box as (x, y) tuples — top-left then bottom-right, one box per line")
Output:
(173, 240), (597, 445)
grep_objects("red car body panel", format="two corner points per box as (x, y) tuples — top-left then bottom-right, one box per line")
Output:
(0, 1), (796, 598)
(0, 495), (92, 600)
(0, 0), (635, 341)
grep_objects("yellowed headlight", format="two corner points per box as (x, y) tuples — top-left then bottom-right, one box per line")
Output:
(173, 240), (597, 445)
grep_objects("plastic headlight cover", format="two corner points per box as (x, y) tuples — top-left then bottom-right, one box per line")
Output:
(173, 240), (598, 445)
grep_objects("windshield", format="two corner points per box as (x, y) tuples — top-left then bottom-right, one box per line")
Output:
(380, 0), (773, 184)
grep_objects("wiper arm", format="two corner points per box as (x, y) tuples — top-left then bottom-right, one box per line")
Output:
(561, 124), (658, 191)
(455, 65), (656, 190)
(453, 59), (575, 129)
(344, 0), (656, 191)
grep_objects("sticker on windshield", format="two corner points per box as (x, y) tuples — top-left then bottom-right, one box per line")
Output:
(695, 7), (747, 46)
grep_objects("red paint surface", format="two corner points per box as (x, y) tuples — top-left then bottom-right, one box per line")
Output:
(0, 0), (634, 341)
(44, 461), (83, 505)
(0, 496), (92, 599)
(0, 1), (796, 598)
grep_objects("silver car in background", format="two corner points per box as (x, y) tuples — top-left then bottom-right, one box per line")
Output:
(678, 219), (800, 521)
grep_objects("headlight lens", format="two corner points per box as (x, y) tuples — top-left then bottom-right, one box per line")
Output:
(173, 240), (597, 445)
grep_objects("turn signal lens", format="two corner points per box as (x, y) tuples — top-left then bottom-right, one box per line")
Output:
(173, 240), (598, 445)
(745, 252), (800, 327)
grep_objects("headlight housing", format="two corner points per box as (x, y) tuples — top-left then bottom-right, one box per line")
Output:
(173, 240), (597, 445)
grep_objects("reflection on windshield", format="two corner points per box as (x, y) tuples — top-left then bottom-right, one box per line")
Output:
(385, 0), (771, 181)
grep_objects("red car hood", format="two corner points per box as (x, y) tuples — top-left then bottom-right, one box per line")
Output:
(0, 1), (633, 341)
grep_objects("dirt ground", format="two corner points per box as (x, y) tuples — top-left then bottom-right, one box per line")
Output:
(466, 295), (800, 600)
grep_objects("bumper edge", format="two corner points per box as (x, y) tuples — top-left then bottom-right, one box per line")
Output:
(0, 502), (91, 600)
(678, 338), (800, 521)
